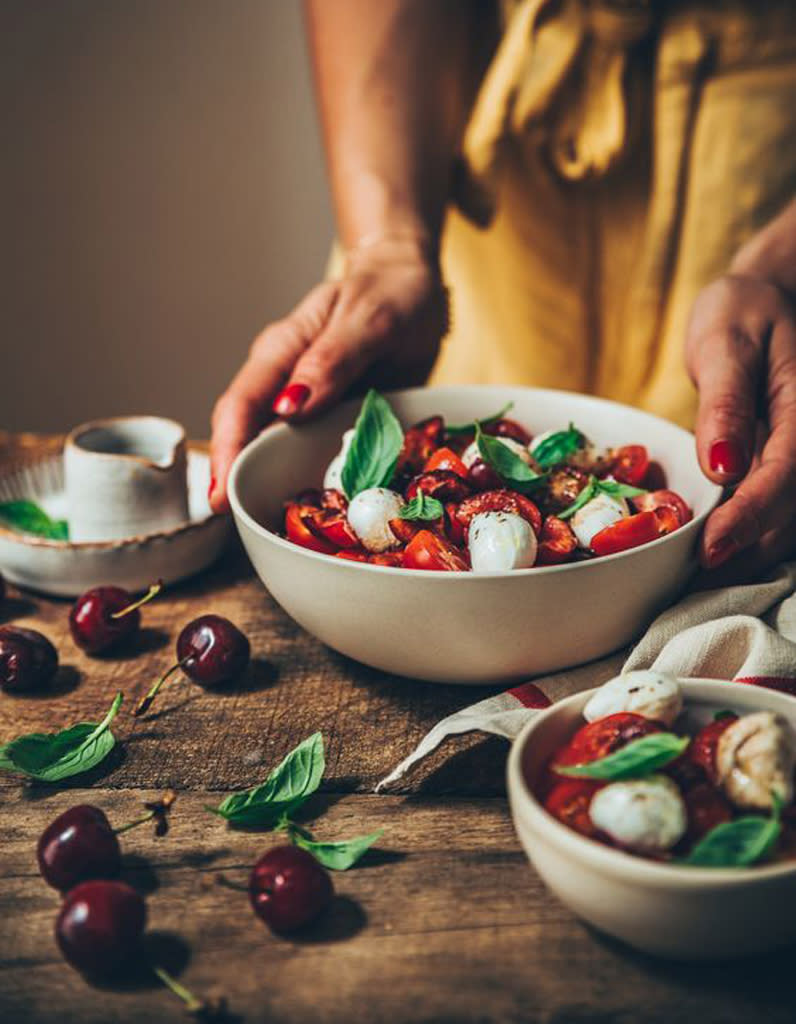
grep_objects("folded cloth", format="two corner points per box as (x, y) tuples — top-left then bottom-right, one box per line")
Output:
(376, 563), (796, 791)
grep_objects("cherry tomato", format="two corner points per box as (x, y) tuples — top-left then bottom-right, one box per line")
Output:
(554, 713), (664, 770)
(590, 511), (660, 556)
(321, 488), (348, 511)
(396, 416), (445, 476)
(335, 550), (369, 562)
(688, 714), (737, 783)
(403, 530), (469, 571)
(536, 516), (577, 565)
(293, 488), (323, 508)
(482, 418), (532, 446)
(612, 445), (649, 487)
(456, 490), (542, 536)
(538, 466), (590, 516)
(423, 447), (469, 478)
(544, 779), (604, 838)
(651, 505), (680, 536)
(305, 508), (360, 549)
(388, 517), (422, 545)
(631, 489), (692, 527)
(284, 505), (337, 555)
(466, 461), (504, 492)
(684, 782), (733, 841)
(368, 551), (404, 567)
(444, 502), (466, 547)
(405, 470), (471, 504)
(642, 460), (668, 490)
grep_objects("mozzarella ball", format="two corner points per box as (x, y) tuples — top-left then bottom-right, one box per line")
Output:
(716, 711), (796, 810)
(570, 493), (628, 549)
(468, 511), (537, 572)
(346, 487), (404, 553)
(461, 436), (532, 469)
(589, 776), (687, 853)
(323, 429), (355, 490)
(583, 671), (683, 728)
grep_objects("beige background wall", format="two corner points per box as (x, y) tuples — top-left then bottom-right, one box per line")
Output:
(1, 0), (334, 437)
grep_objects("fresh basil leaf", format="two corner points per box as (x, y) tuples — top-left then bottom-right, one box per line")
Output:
(594, 480), (647, 500)
(555, 732), (689, 781)
(399, 493), (444, 521)
(291, 829), (383, 871)
(557, 477), (597, 520)
(714, 710), (737, 721)
(0, 500), (69, 540)
(684, 795), (782, 867)
(445, 402), (515, 437)
(210, 732), (325, 826)
(0, 692), (122, 782)
(532, 423), (585, 469)
(475, 426), (546, 494)
(340, 390), (404, 499)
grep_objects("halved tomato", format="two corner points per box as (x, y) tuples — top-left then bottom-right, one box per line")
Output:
(612, 444), (649, 487)
(444, 502), (466, 547)
(590, 511), (659, 556)
(321, 488), (348, 511)
(305, 508), (361, 549)
(396, 415), (445, 476)
(369, 551), (404, 567)
(456, 489), (542, 536)
(405, 470), (471, 503)
(554, 712), (664, 771)
(687, 714), (737, 783)
(388, 517), (422, 545)
(423, 446), (468, 478)
(335, 549), (369, 562)
(652, 505), (680, 536)
(544, 779), (604, 838)
(631, 489), (692, 527)
(284, 504), (337, 555)
(402, 529), (469, 571)
(536, 516), (577, 565)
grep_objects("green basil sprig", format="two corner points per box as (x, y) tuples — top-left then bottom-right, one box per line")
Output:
(399, 493), (444, 521)
(340, 390), (404, 499)
(445, 402), (515, 437)
(0, 692), (123, 782)
(287, 823), (383, 871)
(208, 732), (325, 827)
(557, 476), (647, 520)
(554, 732), (689, 781)
(0, 500), (69, 540)
(684, 793), (783, 868)
(475, 425), (546, 495)
(532, 424), (585, 469)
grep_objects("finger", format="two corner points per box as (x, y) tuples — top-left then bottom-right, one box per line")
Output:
(689, 322), (762, 485)
(693, 525), (796, 590)
(210, 283), (338, 510)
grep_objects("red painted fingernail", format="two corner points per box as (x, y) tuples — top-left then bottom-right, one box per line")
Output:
(709, 438), (747, 476)
(272, 383), (310, 418)
(708, 534), (738, 567)
(208, 475), (216, 500)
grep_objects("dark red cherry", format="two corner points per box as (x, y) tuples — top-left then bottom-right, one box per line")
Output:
(0, 626), (58, 693)
(37, 805), (121, 891)
(69, 582), (161, 655)
(56, 880), (146, 976)
(482, 417), (532, 445)
(248, 845), (333, 933)
(466, 460), (503, 492)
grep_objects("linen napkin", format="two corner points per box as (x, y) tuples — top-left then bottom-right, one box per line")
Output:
(376, 563), (796, 791)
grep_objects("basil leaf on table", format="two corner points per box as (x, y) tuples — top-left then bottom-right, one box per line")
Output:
(0, 500), (69, 540)
(557, 477), (646, 521)
(684, 793), (783, 868)
(399, 493), (444, 521)
(445, 402), (515, 437)
(554, 732), (689, 781)
(340, 390), (404, 499)
(475, 426), (546, 494)
(290, 828), (383, 871)
(209, 732), (325, 826)
(532, 424), (585, 469)
(0, 692), (123, 782)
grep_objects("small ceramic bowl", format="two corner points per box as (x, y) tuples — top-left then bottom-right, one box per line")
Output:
(0, 448), (231, 597)
(507, 679), (796, 960)
(228, 386), (722, 684)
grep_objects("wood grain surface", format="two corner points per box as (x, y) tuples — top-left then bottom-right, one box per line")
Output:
(0, 437), (791, 1023)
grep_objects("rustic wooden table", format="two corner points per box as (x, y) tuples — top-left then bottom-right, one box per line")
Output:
(1, 435), (793, 1023)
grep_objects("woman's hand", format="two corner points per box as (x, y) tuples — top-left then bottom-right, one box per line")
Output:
(686, 273), (796, 581)
(209, 239), (448, 511)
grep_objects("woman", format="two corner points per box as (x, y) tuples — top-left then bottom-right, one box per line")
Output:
(209, 0), (796, 579)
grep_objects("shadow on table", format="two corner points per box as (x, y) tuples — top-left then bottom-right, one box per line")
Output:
(3, 664), (82, 700)
(119, 852), (161, 895)
(0, 595), (38, 623)
(291, 895), (367, 945)
(98, 626), (172, 661)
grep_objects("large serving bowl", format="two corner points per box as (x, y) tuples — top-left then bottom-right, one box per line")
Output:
(228, 386), (721, 684)
(507, 679), (796, 959)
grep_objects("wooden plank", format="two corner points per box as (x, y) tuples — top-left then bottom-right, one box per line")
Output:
(1, 790), (790, 1024)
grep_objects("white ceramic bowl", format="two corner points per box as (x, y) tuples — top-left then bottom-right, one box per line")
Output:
(228, 386), (721, 684)
(507, 679), (796, 960)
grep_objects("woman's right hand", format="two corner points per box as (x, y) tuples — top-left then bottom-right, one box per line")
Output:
(208, 237), (448, 512)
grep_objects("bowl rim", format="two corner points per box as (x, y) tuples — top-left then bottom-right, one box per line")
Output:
(228, 385), (723, 580)
(507, 678), (796, 888)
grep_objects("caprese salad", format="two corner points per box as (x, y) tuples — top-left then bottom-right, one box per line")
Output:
(539, 672), (796, 868)
(280, 390), (692, 572)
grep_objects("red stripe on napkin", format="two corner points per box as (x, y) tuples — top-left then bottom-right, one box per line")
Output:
(736, 676), (796, 697)
(508, 682), (552, 708)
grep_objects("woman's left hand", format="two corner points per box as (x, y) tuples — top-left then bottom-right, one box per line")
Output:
(685, 272), (796, 581)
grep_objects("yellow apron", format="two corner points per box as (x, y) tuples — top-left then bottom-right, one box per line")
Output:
(431, 0), (796, 428)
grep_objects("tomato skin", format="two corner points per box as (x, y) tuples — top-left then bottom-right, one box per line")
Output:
(544, 779), (605, 838)
(284, 504), (338, 555)
(456, 489), (543, 536)
(536, 516), (577, 565)
(631, 489), (692, 527)
(293, 488), (323, 508)
(642, 460), (668, 491)
(388, 517), (422, 545)
(405, 470), (471, 504)
(482, 417), (532, 446)
(444, 502), (466, 547)
(538, 466), (591, 516)
(612, 444), (649, 487)
(368, 551), (404, 567)
(590, 511), (660, 556)
(554, 712), (665, 771)
(687, 714), (737, 783)
(396, 416), (445, 477)
(335, 549), (369, 562)
(423, 447), (468, 478)
(321, 488), (348, 511)
(402, 530), (469, 571)
(304, 508), (361, 549)
(684, 782), (733, 841)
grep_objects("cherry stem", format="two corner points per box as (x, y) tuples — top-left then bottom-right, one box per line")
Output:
(215, 874), (248, 893)
(114, 809), (157, 835)
(114, 790), (176, 834)
(134, 658), (190, 717)
(152, 965), (204, 1013)
(111, 580), (163, 620)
